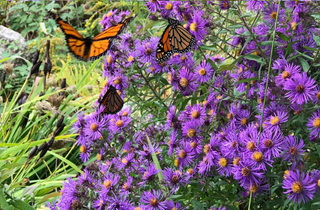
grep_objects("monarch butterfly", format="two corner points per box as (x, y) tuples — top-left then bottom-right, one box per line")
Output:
(49, 12), (134, 61)
(156, 18), (196, 63)
(99, 85), (124, 114)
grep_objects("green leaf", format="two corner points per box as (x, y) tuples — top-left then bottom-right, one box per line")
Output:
(243, 54), (265, 64)
(208, 59), (218, 71)
(298, 57), (310, 72)
(11, 199), (35, 210)
(276, 32), (290, 41)
(0, 188), (13, 210)
(313, 33), (320, 46)
(191, 200), (203, 210)
(47, 151), (82, 174)
(199, 45), (216, 51)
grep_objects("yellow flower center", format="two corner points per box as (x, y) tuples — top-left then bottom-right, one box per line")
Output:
(114, 78), (121, 85)
(123, 183), (130, 190)
(313, 117), (320, 128)
(233, 157), (240, 166)
(270, 116), (279, 125)
(179, 150), (186, 158)
(241, 167), (251, 177)
(165, 3), (173, 10)
(241, 118), (247, 125)
(270, 11), (277, 20)
(121, 158), (128, 164)
(190, 22), (198, 32)
(180, 55), (186, 62)
(116, 120), (124, 127)
(204, 144), (211, 154)
(134, 208), (142, 210)
(150, 197), (158, 207)
(103, 180), (112, 188)
(198, 68), (206, 76)
(292, 181), (303, 194)
(291, 21), (297, 30)
(190, 141), (197, 148)
(252, 151), (263, 162)
(296, 84), (305, 93)
(174, 158), (179, 167)
(107, 55), (112, 64)
(249, 183), (258, 193)
(80, 145), (86, 153)
(191, 110), (200, 119)
(282, 71), (290, 79)
(90, 123), (98, 131)
(127, 56), (134, 62)
(179, 78), (189, 87)
(187, 168), (194, 175)
(317, 91), (320, 99)
(284, 170), (290, 179)
(219, 158), (227, 167)
(246, 141), (256, 151)
(97, 153), (101, 161)
(187, 128), (196, 137)
(317, 179), (320, 187)
(123, 111), (128, 116)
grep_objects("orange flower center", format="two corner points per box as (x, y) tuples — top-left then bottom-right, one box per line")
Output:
(241, 167), (251, 177)
(292, 181), (303, 194)
(187, 128), (196, 137)
(191, 110), (200, 119)
(198, 68), (206, 76)
(116, 120), (124, 127)
(165, 3), (173, 10)
(80, 145), (86, 153)
(264, 139), (274, 148)
(103, 180), (112, 188)
(270, 11), (277, 20)
(252, 151), (263, 162)
(296, 84), (305, 93)
(179, 150), (187, 158)
(219, 158), (227, 167)
(150, 197), (158, 206)
(247, 141), (256, 151)
(282, 71), (290, 79)
(179, 78), (189, 87)
(90, 123), (98, 131)
(313, 117), (320, 128)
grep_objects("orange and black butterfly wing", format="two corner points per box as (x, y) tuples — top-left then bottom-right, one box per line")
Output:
(49, 12), (90, 61)
(100, 85), (124, 114)
(170, 25), (196, 53)
(87, 16), (136, 61)
(156, 24), (173, 63)
(156, 18), (196, 63)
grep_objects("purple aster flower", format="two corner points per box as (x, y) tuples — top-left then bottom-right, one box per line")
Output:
(275, 63), (301, 87)
(136, 37), (158, 63)
(233, 160), (264, 187)
(164, 200), (182, 210)
(171, 67), (198, 96)
(163, 168), (188, 193)
(249, 150), (273, 171)
(260, 130), (283, 159)
(311, 169), (320, 195)
(109, 73), (128, 92)
(281, 135), (305, 164)
(186, 104), (207, 125)
(120, 176), (133, 196)
(283, 72), (317, 105)
(182, 120), (201, 141)
(93, 194), (108, 210)
(272, 55), (288, 72)
(168, 52), (195, 69)
(100, 172), (120, 195)
(292, 36), (316, 57)
(109, 115), (131, 133)
(166, 105), (181, 130)
(79, 144), (91, 163)
(108, 195), (133, 210)
(244, 179), (270, 197)
(263, 4), (285, 26)
(150, 60), (171, 74)
(264, 110), (288, 132)
(253, 22), (269, 36)
(306, 109), (320, 138)
(73, 112), (85, 133)
(219, 1), (230, 10)
(46, 199), (57, 210)
(189, 139), (203, 156)
(58, 177), (77, 209)
(245, 1), (267, 12)
(195, 60), (214, 83)
(189, 10), (208, 41)
(216, 155), (232, 177)
(160, 1), (180, 19)
(283, 170), (316, 204)
(146, 0), (161, 13)
(139, 164), (159, 186)
(222, 131), (242, 159)
(235, 109), (251, 130)
(198, 154), (215, 176)
(100, 10), (118, 30)
(140, 190), (166, 210)
(176, 142), (195, 168)
(167, 130), (179, 156)
(83, 114), (108, 141)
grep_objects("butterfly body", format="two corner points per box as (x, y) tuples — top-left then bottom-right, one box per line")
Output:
(99, 85), (124, 114)
(156, 18), (196, 63)
(49, 12), (134, 61)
